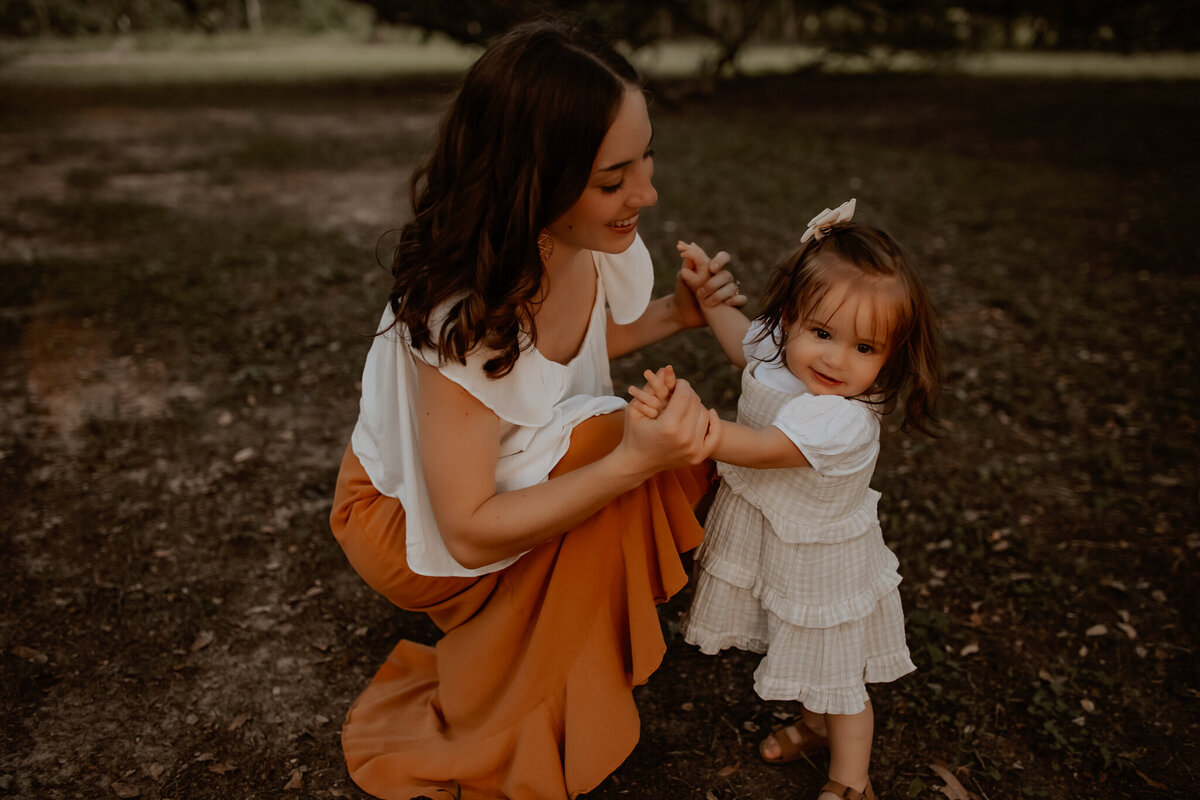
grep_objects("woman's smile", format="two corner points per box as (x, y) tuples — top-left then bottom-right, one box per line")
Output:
(608, 213), (639, 232)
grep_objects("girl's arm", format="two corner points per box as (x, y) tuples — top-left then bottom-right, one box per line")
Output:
(628, 367), (809, 471)
(712, 419), (811, 469)
(607, 249), (745, 359)
(417, 360), (721, 570)
(676, 241), (750, 368)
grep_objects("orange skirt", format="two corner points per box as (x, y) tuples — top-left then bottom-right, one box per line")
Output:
(330, 412), (713, 799)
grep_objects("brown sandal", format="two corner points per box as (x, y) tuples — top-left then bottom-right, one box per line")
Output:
(758, 719), (830, 764)
(820, 779), (876, 800)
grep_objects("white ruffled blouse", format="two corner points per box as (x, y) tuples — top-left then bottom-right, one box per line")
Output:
(350, 235), (655, 577)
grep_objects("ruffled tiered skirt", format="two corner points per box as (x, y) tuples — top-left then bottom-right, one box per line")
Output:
(682, 479), (914, 715)
(330, 412), (712, 799)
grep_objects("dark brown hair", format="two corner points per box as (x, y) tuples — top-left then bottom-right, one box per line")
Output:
(384, 18), (641, 377)
(753, 222), (943, 435)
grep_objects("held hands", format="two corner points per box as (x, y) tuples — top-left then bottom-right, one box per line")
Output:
(672, 240), (746, 330)
(677, 240), (744, 309)
(620, 365), (721, 474)
(627, 365), (675, 420)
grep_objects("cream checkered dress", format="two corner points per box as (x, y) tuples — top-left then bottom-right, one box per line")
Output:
(682, 359), (915, 715)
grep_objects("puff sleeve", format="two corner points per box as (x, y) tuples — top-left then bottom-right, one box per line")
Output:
(772, 394), (880, 477)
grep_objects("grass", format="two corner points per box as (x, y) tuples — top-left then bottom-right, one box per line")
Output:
(1, 34), (1198, 800)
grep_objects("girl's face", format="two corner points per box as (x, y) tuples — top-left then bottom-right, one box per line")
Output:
(546, 87), (657, 254)
(784, 276), (897, 398)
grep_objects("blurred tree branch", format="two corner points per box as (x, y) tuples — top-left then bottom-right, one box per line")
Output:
(2, 0), (1196, 58)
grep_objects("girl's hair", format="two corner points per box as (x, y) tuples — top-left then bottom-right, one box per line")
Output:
(384, 18), (641, 378)
(754, 222), (943, 435)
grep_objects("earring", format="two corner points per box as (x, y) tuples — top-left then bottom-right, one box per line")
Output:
(537, 231), (554, 262)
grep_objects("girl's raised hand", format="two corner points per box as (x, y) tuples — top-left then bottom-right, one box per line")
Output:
(627, 365), (676, 420)
(677, 240), (746, 309)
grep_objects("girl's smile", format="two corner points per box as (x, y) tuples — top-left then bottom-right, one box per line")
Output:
(808, 368), (844, 388)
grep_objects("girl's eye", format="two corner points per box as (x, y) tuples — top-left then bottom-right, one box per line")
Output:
(813, 328), (831, 340)
(600, 180), (625, 194)
(856, 343), (875, 354)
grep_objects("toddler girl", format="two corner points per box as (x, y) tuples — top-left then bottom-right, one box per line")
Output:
(630, 200), (942, 800)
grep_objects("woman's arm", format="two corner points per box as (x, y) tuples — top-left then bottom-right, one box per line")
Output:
(416, 361), (721, 570)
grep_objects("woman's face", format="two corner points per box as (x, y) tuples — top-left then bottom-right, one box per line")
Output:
(547, 87), (658, 254)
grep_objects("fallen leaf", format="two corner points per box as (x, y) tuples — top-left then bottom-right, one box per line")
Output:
(959, 643), (979, 657)
(10, 646), (48, 664)
(284, 770), (303, 790)
(190, 631), (215, 652)
(929, 762), (973, 800)
(1085, 624), (1108, 637)
(1116, 622), (1138, 640)
(315, 714), (330, 725)
(111, 782), (140, 798)
(716, 763), (740, 778)
(208, 763), (236, 775)
(228, 713), (250, 732)
(1136, 769), (1168, 790)
(1080, 698), (1096, 713)
(147, 764), (164, 780)
(1038, 669), (1064, 684)
(233, 447), (256, 464)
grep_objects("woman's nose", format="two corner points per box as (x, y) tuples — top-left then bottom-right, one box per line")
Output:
(631, 163), (658, 208)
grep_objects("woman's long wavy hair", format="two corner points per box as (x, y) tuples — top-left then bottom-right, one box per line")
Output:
(753, 223), (943, 436)
(384, 18), (641, 378)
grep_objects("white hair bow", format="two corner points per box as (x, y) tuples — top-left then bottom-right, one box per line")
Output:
(800, 198), (857, 243)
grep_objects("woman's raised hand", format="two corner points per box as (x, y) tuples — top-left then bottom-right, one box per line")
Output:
(620, 365), (721, 475)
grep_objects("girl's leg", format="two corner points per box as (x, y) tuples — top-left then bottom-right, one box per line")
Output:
(802, 705), (828, 738)
(821, 700), (874, 799)
(759, 704), (829, 761)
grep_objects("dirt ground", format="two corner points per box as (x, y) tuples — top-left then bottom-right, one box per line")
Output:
(1, 62), (1198, 800)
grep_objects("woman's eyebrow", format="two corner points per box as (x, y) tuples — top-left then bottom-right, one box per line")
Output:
(596, 158), (632, 174)
(596, 134), (654, 173)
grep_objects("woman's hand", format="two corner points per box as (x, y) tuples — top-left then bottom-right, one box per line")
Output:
(619, 369), (721, 475)
(627, 365), (675, 420)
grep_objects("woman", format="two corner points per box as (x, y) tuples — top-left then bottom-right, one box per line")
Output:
(331, 18), (741, 799)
